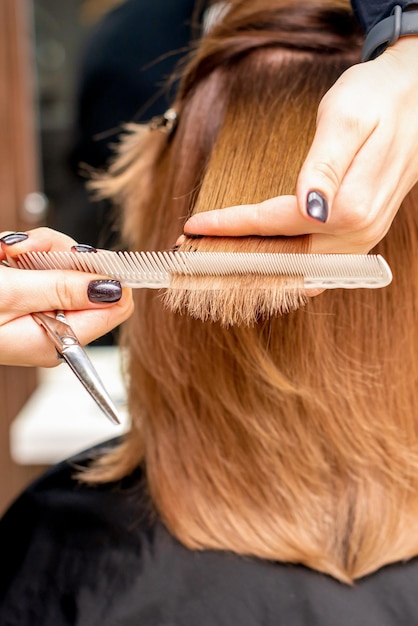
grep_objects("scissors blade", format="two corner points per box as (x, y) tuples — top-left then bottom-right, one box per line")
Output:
(60, 343), (121, 425)
(32, 312), (121, 425)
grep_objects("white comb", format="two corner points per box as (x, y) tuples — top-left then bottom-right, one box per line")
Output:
(17, 250), (392, 290)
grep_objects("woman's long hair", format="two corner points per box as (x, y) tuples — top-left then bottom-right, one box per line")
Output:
(86, 0), (418, 583)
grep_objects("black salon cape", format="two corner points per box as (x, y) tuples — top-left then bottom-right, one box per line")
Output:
(1, 442), (418, 626)
(352, 0), (418, 31)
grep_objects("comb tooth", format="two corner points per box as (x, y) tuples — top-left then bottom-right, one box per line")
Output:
(120, 252), (140, 279)
(134, 252), (153, 276)
(240, 252), (252, 275)
(128, 252), (150, 278)
(153, 251), (171, 275)
(181, 251), (212, 276)
(140, 251), (158, 274)
(172, 251), (193, 275)
(157, 251), (173, 275)
(161, 251), (179, 274)
(18, 251), (34, 269)
(111, 252), (132, 278)
(59, 251), (76, 270)
(266, 252), (280, 275)
(257, 252), (272, 275)
(49, 251), (63, 269)
(172, 251), (193, 274)
(248, 252), (259, 275)
(83, 250), (103, 274)
(128, 251), (154, 281)
(167, 251), (197, 276)
(93, 251), (122, 279)
(264, 253), (276, 276)
(208, 253), (218, 275)
(113, 252), (134, 280)
(245, 252), (257, 275)
(50, 250), (82, 272)
(253, 253), (267, 275)
(149, 252), (171, 278)
(186, 252), (203, 276)
(111, 252), (135, 281)
(76, 251), (99, 273)
(25, 251), (42, 269)
(281, 253), (294, 275)
(159, 250), (179, 273)
(109, 251), (169, 287)
(227, 251), (238, 275)
(65, 251), (93, 273)
(96, 251), (123, 279)
(37, 251), (55, 270)
(130, 252), (157, 280)
(140, 251), (161, 276)
(53, 251), (68, 270)
(16, 254), (32, 269)
(49, 251), (68, 270)
(110, 253), (130, 280)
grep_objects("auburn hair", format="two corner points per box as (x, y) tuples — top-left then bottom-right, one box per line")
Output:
(87, 0), (418, 583)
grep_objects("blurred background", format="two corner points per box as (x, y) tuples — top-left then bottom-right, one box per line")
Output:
(0, 0), (203, 514)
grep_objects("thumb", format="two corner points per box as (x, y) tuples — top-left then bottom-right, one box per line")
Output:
(296, 85), (374, 224)
(1, 266), (123, 315)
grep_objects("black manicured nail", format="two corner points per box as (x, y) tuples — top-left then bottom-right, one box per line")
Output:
(88, 279), (122, 303)
(183, 232), (204, 239)
(71, 244), (97, 253)
(172, 245), (180, 251)
(306, 191), (328, 223)
(0, 232), (28, 245)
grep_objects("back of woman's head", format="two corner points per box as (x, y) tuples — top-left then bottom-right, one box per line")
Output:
(90, 0), (418, 583)
(117, 0), (361, 250)
(115, 0), (365, 323)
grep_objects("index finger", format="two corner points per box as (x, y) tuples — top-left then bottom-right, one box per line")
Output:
(1, 227), (77, 258)
(184, 196), (324, 237)
(296, 76), (377, 220)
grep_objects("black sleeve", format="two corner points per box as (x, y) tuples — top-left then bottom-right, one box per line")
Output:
(351, 1), (417, 32)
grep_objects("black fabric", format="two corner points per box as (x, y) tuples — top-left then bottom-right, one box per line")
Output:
(2, 442), (418, 626)
(351, 0), (417, 32)
(71, 0), (202, 170)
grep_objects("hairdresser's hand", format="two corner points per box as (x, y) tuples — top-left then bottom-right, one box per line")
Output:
(184, 37), (418, 254)
(0, 227), (133, 367)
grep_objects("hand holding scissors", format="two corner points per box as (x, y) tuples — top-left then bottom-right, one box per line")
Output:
(0, 228), (134, 422)
(32, 310), (121, 424)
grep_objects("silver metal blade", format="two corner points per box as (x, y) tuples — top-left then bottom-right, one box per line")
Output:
(61, 344), (121, 425)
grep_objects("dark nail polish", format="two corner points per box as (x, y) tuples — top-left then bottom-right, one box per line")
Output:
(71, 244), (97, 253)
(0, 232), (28, 245)
(88, 279), (122, 303)
(172, 244), (181, 251)
(183, 232), (204, 239)
(306, 191), (328, 223)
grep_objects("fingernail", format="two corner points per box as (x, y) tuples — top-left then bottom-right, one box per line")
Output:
(88, 279), (122, 303)
(71, 244), (97, 253)
(306, 191), (328, 223)
(172, 244), (180, 251)
(183, 232), (204, 239)
(0, 232), (28, 245)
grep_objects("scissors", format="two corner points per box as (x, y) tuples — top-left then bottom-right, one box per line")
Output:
(32, 311), (121, 425)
